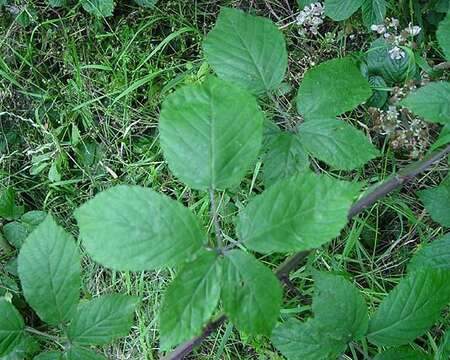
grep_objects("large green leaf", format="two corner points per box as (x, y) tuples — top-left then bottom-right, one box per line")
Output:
(373, 347), (431, 360)
(262, 132), (309, 187)
(68, 295), (139, 345)
(18, 216), (80, 325)
(298, 118), (379, 170)
(418, 177), (450, 227)
(238, 173), (360, 253)
(222, 250), (282, 335)
(400, 82), (450, 124)
(159, 252), (221, 350)
(75, 185), (206, 271)
(362, 0), (386, 28)
(408, 234), (450, 271)
(296, 58), (372, 118)
(203, 7), (287, 95)
(312, 272), (369, 341)
(271, 318), (347, 360)
(159, 76), (264, 190)
(437, 12), (450, 61)
(324, 0), (363, 21)
(0, 299), (24, 357)
(367, 269), (450, 346)
(81, 0), (114, 17)
(367, 38), (416, 84)
(64, 347), (105, 360)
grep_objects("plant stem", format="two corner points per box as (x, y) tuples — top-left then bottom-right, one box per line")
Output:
(25, 326), (63, 343)
(163, 143), (450, 360)
(209, 189), (223, 250)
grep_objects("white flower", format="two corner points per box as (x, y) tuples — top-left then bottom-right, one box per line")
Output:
(387, 18), (400, 29)
(406, 23), (421, 36)
(296, 12), (307, 25)
(296, 2), (325, 36)
(371, 24), (387, 34)
(389, 46), (406, 60)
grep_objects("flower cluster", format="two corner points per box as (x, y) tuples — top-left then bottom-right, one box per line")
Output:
(370, 18), (421, 60)
(370, 105), (430, 159)
(296, 2), (325, 35)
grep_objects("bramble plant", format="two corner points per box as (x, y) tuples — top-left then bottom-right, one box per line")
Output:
(1, 3), (449, 360)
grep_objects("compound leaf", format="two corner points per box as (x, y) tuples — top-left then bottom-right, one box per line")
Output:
(367, 269), (450, 346)
(18, 216), (80, 325)
(362, 0), (386, 28)
(0, 299), (24, 357)
(400, 82), (450, 124)
(81, 0), (114, 17)
(75, 185), (206, 271)
(203, 7), (287, 95)
(373, 347), (431, 360)
(68, 295), (139, 346)
(271, 318), (347, 360)
(222, 250), (282, 335)
(159, 76), (264, 190)
(418, 177), (450, 227)
(298, 118), (379, 170)
(408, 234), (450, 271)
(263, 132), (309, 187)
(159, 252), (221, 351)
(437, 12), (450, 61)
(324, 0), (363, 21)
(312, 272), (369, 342)
(296, 58), (371, 118)
(238, 173), (360, 253)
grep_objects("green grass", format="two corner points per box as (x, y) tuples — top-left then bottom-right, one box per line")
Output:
(1, 1), (449, 359)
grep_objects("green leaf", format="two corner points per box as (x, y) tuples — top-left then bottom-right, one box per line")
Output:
(408, 234), (450, 271)
(298, 118), (379, 170)
(271, 318), (347, 360)
(367, 38), (416, 84)
(367, 269), (450, 346)
(81, 0), (114, 17)
(0, 188), (24, 220)
(21, 211), (46, 232)
(203, 7), (287, 95)
(159, 76), (264, 190)
(430, 124), (450, 152)
(296, 58), (372, 118)
(418, 177), (450, 227)
(238, 173), (360, 253)
(324, 0), (363, 21)
(68, 295), (139, 345)
(400, 82), (450, 124)
(34, 352), (64, 360)
(437, 12), (450, 61)
(297, 0), (316, 8)
(75, 185), (205, 271)
(1, 334), (40, 360)
(0, 299), (24, 357)
(222, 250), (282, 335)
(134, 0), (157, 8)
(373, 347), (431, 360)
(262, 132), (309, 187)
(18, 216), (81, 325)
(362, 0), (386, 28)
(159, 252), (221, 350)
(3, 222), (28, 248)
(64, 347), (105, 360)
(312, 272), (369, 341)
(367, 75), (388, 108)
